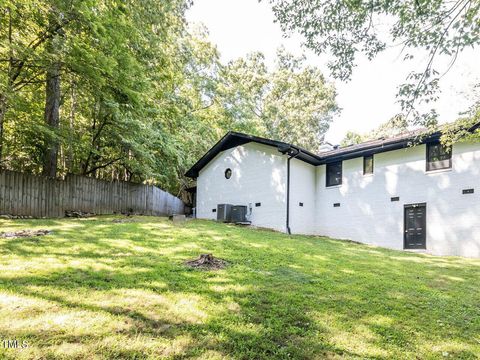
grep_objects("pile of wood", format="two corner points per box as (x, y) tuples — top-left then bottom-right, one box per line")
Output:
(184, 254), (227, 270)
(65, 210), (95, 218)
(0, 214), (34, 219)
(0, 229), (52, 239)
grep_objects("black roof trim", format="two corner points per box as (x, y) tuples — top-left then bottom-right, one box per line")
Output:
(185, 132), (321, 178)
(318, 130), (442, 163)
(185, 124), (479, 178)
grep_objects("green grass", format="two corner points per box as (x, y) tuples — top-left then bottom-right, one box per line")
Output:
(0, 216), (479, 359)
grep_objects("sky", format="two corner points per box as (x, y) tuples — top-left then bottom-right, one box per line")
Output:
(187, 0), (480, 144)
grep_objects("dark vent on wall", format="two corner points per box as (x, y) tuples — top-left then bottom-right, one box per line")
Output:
(212, 208), (217, 213)
(299, 202), (304, 207)
(463, 188), (474, 194)
(255, 202), (261, 207)
(391, 196), (400, 202)
(333, 203), (340, 207)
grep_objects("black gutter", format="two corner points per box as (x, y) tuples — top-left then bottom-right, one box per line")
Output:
(320, 140), (413, 164)
(186, 124), (480, 178)
(318, 131), (443, 164)
(278, 145), (300, 235)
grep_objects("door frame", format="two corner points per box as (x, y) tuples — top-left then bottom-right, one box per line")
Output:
(403, 203), (427, 250)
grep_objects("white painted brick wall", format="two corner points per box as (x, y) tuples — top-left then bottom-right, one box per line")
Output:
(196, 140), (480, 257)
(289, 158), (316, 234)
(196, 142), (288, 232)
(315, 142), (480, 257)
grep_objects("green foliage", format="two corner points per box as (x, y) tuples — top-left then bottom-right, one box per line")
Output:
(267, 0), (480, 128)
(340, 115), (409, 146)
(0, 1), (337, 194)
(440, 107), (480, 146)
(0, 0), (191, 191)
(340, 130), (365, 147)
(218, 48), (338, 152)
(0, 215), (479, 358)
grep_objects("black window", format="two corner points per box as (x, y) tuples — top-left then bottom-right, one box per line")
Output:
(224, 168), (232, 179)
(426, 142), (452, 171)
(326, 161), (342, 187)
(363, 155), (374, 175)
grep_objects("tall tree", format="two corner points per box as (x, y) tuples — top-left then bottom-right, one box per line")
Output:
(218, 48), (338, 152)
(0, 2), (66, 163)
(0, 0), (190, 186)
(42, 9), (63, 177)
(0, 2), (340, 196)
(0, 0), (94, 166)
(267, 0), (480, 130)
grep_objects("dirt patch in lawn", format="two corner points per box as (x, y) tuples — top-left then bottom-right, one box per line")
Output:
(1, 229), (52, 239)
(184, 254), (227, 270)
(112, 218), (135, 223)
(111, 216), (145, 224)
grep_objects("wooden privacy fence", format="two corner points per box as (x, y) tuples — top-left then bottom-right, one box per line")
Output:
(0, 170), (184, 218)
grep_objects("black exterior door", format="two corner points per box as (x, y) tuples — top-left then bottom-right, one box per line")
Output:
(404, 204), (426, 249)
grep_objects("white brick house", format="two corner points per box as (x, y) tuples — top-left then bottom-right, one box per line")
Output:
(186, 130), (480, 257)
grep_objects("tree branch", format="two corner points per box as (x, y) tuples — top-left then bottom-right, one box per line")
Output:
(84, 157), (123, 175)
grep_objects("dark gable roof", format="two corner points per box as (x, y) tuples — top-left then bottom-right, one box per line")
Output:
(185, 124), (479, 178)
(185, 132), (321, 178)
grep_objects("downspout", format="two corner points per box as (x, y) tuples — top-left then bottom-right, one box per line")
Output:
(285, 148), (300, 235)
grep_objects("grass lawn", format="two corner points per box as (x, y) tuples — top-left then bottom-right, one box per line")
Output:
(0, 216), (479, 359)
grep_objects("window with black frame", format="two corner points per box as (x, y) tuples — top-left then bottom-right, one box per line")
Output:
(326, 161), (342, 187)
(363, 155), (374, 175)
(426, 142), (452, 171)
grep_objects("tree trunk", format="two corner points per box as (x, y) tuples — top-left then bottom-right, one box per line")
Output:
(0, 95), (7, 165)
(0, 8), (13, 165)
(67, 82), (76, 171)
(42, 59), (61, 177)
(42, 11), (63, 178)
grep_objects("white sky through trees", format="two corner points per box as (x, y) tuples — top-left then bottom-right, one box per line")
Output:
(187, 0), (480, 144)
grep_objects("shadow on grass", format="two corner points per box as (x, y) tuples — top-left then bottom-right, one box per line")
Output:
(0, 217), (479, 359)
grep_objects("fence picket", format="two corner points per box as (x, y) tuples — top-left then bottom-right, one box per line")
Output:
(0, 170), (184, 218)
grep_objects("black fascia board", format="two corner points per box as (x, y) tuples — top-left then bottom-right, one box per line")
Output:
(319, 132), (443, 164)
(185, 127), (466, 178)
(320, 140), (411, 164)
(185, 132), (322, 178)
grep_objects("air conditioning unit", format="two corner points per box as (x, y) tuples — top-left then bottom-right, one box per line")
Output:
(231, 205), (248, 223)
(217, 204), (233, 222)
